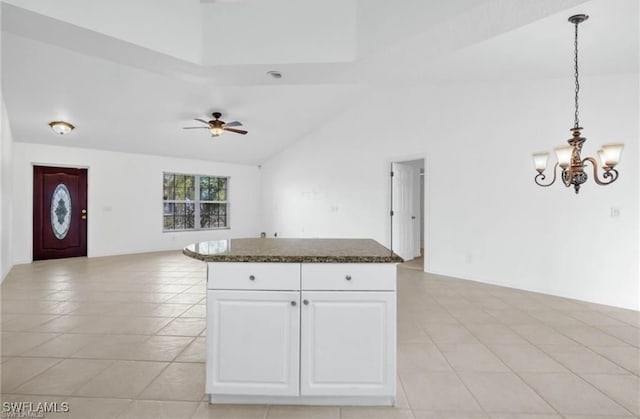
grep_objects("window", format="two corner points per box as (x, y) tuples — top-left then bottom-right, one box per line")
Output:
(163, 173), (229, 231)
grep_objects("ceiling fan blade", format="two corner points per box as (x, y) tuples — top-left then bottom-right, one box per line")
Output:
(194, 118), (210, 125)
(183, 126), (210, 129)
(224, 127), (248, 135)
(224, 121), (243, 127)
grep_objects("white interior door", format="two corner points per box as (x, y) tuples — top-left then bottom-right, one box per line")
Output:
(206, 290), (300, 396)
(392, 162), (419, 261)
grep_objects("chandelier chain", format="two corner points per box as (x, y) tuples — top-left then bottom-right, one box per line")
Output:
(574, 21), (580, 128)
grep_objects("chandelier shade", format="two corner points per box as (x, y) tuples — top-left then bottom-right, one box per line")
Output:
(554, 146), (573, 169)
(532, 152), (549, 173)
(599, 143), (624, 168)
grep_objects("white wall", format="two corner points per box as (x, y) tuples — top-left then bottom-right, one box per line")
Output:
(12, 143), (261, 264)
(3, 0), (203, 63)
(0, 95), (14, 281)
(261, 74), (639, 310)
(0, 2), (10, 281)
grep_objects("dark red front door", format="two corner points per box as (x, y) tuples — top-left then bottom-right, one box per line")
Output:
(33, 166), (88, 260)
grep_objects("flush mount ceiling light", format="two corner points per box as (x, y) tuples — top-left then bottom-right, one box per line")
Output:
(49, 121), (75, 135)
(532, 14), (623, 194)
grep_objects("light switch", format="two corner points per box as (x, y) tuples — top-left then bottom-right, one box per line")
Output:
(610, 207), (621, 218)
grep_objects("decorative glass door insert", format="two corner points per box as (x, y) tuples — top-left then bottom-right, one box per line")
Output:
(51, 183), (72, 239)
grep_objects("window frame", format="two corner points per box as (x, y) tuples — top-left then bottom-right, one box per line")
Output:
(162, 172), (230, 232)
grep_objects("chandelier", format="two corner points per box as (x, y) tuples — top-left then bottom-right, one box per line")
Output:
(532, 14), (623, 194)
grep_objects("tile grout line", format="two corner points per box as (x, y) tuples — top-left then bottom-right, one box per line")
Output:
(1, 357), (66, 394)
(2, 392), (207, 404)
(500, 308), (640, 377)
(412, 296), (492, 418)
(11, 358), (117, 398)
(429, 296), (564, 418)
(456, 298), (636, 417)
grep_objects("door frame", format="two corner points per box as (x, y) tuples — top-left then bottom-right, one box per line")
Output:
(387, 153), (430, 271)
(31, 162), (90, 261)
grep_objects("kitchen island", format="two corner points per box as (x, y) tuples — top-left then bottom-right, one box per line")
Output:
(184, 238), (402, 406)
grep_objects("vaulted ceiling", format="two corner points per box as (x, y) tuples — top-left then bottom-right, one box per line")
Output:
(1, 0), (637, 164)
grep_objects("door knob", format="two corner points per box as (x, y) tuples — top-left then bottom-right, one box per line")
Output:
(303, 299), (309, 305)
(291, 301), (297, 306)
(81, 215), (87, 220)
(411, 216), (416, 219)
(249, 275), (255, 281)
(81, 209), (87, 214)
(345, 275), (352, 281)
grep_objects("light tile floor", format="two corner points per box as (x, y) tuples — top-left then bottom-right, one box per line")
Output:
(1, 252), (638, 418)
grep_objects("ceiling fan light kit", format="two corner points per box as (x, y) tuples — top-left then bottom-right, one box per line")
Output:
(183, 112), (248, 137)
(49, 120), (75, 135)
(210, 127), (223, 137)
(532, 14), (623, 194)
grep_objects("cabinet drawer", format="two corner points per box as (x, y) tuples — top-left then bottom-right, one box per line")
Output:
(208, 263), (300, 290)
(301, 263), (396, 291)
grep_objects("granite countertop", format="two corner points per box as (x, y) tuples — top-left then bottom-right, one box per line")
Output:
(183, 238), (403, 263)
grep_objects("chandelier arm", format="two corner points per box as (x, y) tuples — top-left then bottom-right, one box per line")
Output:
(534, 162), (559, 187)
(582, 157), (619, 185)
(561, 168), (572, 187)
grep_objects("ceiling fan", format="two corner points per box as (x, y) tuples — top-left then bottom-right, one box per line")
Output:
(183, 112), (248, 137)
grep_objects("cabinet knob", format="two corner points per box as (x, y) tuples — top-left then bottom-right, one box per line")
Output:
(303, 299), (309, 305)
(291, 301), (297, 306)
(249, 275), (255, 281)
(345, 275), (352, 281)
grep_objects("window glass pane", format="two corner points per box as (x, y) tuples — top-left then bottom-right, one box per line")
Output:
(175, 202), (195, 229)
(200, 203), (228, 228)
(164, 202), (195, 230)
(200, 177), (210, 201)
(163, 173), (175, 200)
(217, 178), (227, 201)
(200, 176), (225, 201)
(187, 176), (195, 200)
(173, 175), (195, 200)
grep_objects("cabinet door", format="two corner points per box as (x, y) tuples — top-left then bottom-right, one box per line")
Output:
(207, 290), (300, 396)
(300, 291), (396, 397)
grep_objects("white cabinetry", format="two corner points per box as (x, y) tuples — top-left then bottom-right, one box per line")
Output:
(206, 262), (396, 405)
(300, 291), (395, 397)
(206, 290), (300, 396)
